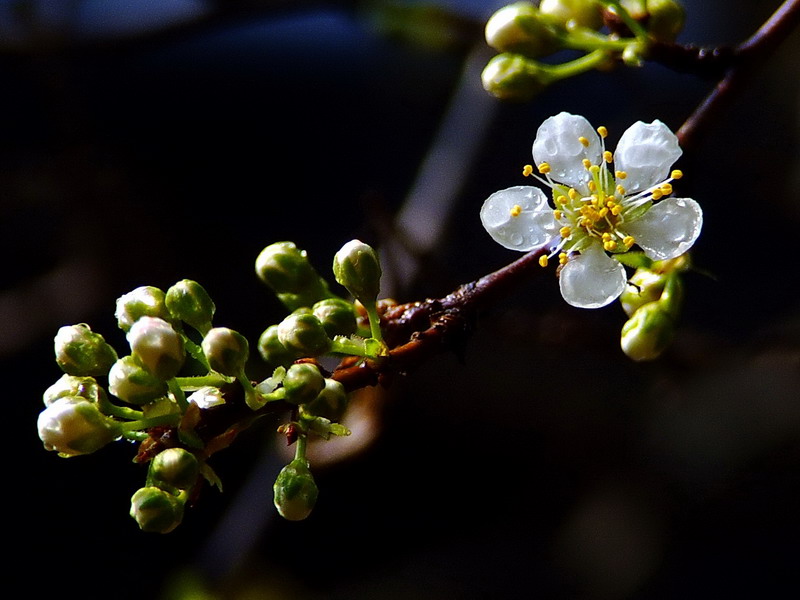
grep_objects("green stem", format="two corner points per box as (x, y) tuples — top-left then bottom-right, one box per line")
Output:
(597, 1), (649, 39)
(173, 373), (231, 389)
(542, 49), (612, 81)
(97, 396), (144, 421)
(168, 378), (189, 412)
(365, 303), (384, 343)
(119, 413), (181, 432)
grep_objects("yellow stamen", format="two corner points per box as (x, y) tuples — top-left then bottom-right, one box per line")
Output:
(671, 169), (683, 179)
(598, 207), (609, 217)
(538, 162), (551, 174)
(582, 158), (592, 169)
(597, 126), (608, 138)
(602, 232), (612, 241)
(522, 164), (534, 177)
(604, 240), (618, 251)
(652, 189), (663, 201)
(623, 235), (635, 247)
(559, 226), (572, 238)
(616, 184), (626, 195)
(578, 136), (590, 147)
(553, 209), (563, 220)
(588, 181), (597, 192)
(510, 204), (522, 217)
(589, 164), (600, 175)
(660, 183), (673, 195)
(568, 188), (579, 200)
(559, 252), (568, 265)
(603, 150), (613, 163)
(556, 195), (567, 205)
(615, 170), (627, 180)
(611, 205), (622, 216)
(538, 255), (549, 268)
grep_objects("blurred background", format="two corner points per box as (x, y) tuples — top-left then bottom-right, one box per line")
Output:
(4, 1), (799, 598)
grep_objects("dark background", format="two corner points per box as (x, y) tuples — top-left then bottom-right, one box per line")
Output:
(4, 1), (799, 598)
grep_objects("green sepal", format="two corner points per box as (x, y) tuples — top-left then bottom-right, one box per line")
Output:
(613, 251), (653, 269)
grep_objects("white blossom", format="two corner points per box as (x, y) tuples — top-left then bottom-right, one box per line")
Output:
(481, 112), (702, 308)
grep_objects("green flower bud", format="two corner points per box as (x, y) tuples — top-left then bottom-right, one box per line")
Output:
(115, 286), (171, 332)
(273, 459), (318, 521)
(258, 325), (301, 367)
(620, 301), (676, 361)
(642, 0), (685, 42)
(538, 0), (603, 30)
(43, 374), (105, 406)
(165, 279), (215, 333)
(255, 241), (319, 294)
(37, 397), (120, 457)
(108, 355), (168, 405)
(312, 298), (357, 338)
(277, 313), (331, 358)
(126, 317), (185, 380)
(282, 363), (325, 405)
(619, 269), (666, 317)
(54, 324), (118, 377)
(150, 448), (200, 490)
(481, 53), (551, 101)
(130, 486), (184, 534)
(332, 240), (382, 304)
(485, 2), (560, 57)
(301, 377), (349, 422)
(201, 327), (249, 376)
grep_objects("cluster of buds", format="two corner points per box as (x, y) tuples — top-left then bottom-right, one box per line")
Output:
(481, 0), (686, 101)
(37, 238), (388, 530)
(618, 254), (689, 360)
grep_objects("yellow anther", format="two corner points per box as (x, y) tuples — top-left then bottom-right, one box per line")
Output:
(606, 199), (617, 208)
(578, 136), (590, 147)
(597, 126), (608, 138)
(588, 181), (597, 192)
(556, 195), (567, 205)
(616, 185), (626, 195)
(559, 252), (569, 265)
(660, 183), (673, 195)
(602, 232), (612, 241)
(615, 170), (627, 180)
(522, 164), (534, 177)
(611, 205), (622, 216)
(623, 235), (635, 247)
(604, 240), (618, 251)
(568, 188), (579, 200)
(538, 162), (551, 174)
(559, 226), (572, 238)
(603, 150), (613, 163)
(671, 169), (683, 179)
(510, 204), (522, 217)
(589, 164), (600, 175)
(538, 255), (549, 268)
(599, 207), (609, 217)
(553, 209), (563, 220)
(651, 189), (663, 201)
(582, 158), (592, 169)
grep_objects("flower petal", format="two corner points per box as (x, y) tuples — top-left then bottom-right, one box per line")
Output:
(480, 186), (557, 251)
(623, 197), (703, 260)
(559, 242), (627, 309)
(614, 120), (682, 193)
(532, 112), (601, 191)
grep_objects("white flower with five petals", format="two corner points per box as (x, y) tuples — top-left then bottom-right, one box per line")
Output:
(481, 112), (702, 308)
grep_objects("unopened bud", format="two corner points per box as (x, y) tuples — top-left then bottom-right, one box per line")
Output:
(258, 325), (301, 367)
(127, 317), (185, 380)
(37, 397), (120, 457)
(108, 355), (168, 405)
(43, 374), (105, 406)
(619, 269), (666, 317)
(255, 242), (318, 294)
(277, 313), (331, 358)
(312, 298), (357, 338)
(273, 458), (318, 521)
(202, 327), (249, 376)
(481, 53), (550, 101)
(150, 448), (200, 490)
(130, 487), (184, 534)
(332, 240), (382, 304)
(485, 2), (560, 57)
(282, 363), (325, 405)
(165, 279), (215, 333)
(301, 377), (349, 422)
(620, 301), (675, 361)
(115, 286), (171, 332)
(54, 324), (118, 377)
(539, 0), (603, 30)
(642, 0), (685, 42)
